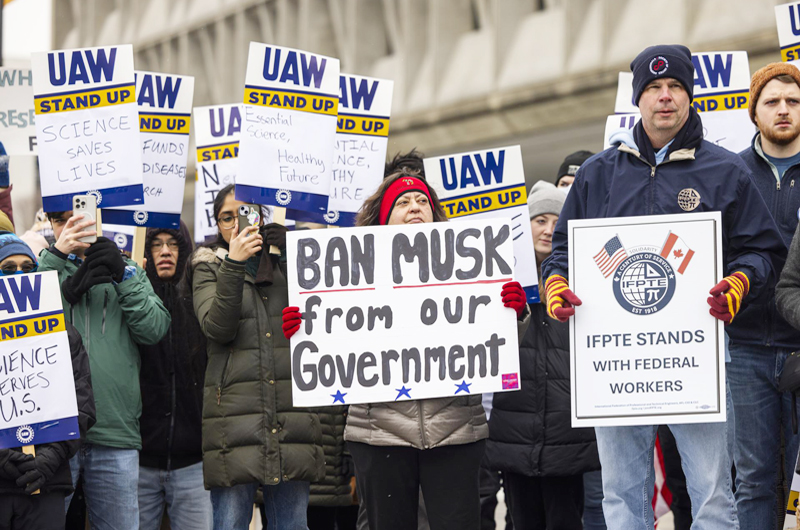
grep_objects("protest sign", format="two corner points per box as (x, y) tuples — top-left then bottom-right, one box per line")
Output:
(193, 104), (241, 243)
(567, 212), (724, 427)
(236, 43), (340, 214)
(289, 74), (393, 226)
(102, 72), (194, 229)
(0, 271), (79, 449)
(776, 2), (800, 62)
(31, 45), (144, 212)
(0, 68), (37, 155)
(287, 218), (521, 407)
(104, 223), (135, 253)
(423, 146), (539, 304)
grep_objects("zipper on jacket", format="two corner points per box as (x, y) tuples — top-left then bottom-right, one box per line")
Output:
(416, 401), (429, 449)
(217, 353), (231, 406)
(649, 165), (656, 214)
(101, 290), (108, 335)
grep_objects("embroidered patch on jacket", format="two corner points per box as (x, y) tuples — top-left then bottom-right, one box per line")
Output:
(677, 188), (701, 211)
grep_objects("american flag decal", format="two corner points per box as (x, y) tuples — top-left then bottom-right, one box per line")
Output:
(594, 235), (628, 278)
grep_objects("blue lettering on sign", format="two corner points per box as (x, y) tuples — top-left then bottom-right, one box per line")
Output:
(210, 106), (242, 138)
(137, 73), (182, 109)
(792, 5), (800, 36)
(692, 54), (732, 90)
(48, 48), (117, 87)
(339, 77), (378, 111)
(440, 151), (506, 191)
(262, 47), (327, 89)
(0, 275), (41, 314)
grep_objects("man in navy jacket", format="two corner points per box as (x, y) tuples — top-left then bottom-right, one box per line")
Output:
(542, 44), (785, 529)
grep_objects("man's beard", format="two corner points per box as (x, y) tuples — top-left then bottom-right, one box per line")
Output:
(762, 121), (800, 146)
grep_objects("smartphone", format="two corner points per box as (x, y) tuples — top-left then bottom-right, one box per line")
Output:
(73, 194), (98, 244)
(237, 204), (261, 232)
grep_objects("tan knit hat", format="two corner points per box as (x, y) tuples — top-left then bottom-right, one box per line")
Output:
(749, 62), (800, 124)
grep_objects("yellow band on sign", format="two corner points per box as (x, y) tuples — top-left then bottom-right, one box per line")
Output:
(35, 83), (136, 115)
(782, 45), (800, 62)
(0, 312), (65, 341)
(336, 114), (390, 137)
(139, 113), (191, 135)
(441, 185), (527, 218)
(692, 91), (749, 113)
(196, 142), (239, 162)
(244, 87), (339, 116)
(788, 490), (799, 514)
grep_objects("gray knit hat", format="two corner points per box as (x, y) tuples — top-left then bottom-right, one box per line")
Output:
(528, 181), (565, 220)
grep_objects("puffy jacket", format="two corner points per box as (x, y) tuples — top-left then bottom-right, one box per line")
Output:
(0, 323), (95, 495)
(310, 407), (353, 507)
(139, 222), (207, 470)
(735, 134), (800, 348)
(345, 308), (530, 450)
(485, 303), (599, 477)
(542, 110), (785, 311)
(39, 248), (171, 449)
(190, 246), (324, 488)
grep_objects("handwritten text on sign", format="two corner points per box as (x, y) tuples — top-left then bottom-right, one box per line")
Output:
(0, 271), (79, 449)
(287, 219), (521, 407)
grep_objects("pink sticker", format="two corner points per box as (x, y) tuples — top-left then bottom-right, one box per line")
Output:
(501, 373), (519, 390)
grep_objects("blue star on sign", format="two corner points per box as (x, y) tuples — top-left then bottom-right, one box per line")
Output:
(395, 386), (412, 400)
(454, 380), (472, 394)
(331, 390), (347, 404)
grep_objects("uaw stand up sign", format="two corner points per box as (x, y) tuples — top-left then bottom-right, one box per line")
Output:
(568, 212), (724, 427)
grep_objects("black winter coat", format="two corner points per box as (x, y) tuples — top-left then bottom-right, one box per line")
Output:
(485, 303), (599, 477)
(310, 407), (353, 507)
(138, 223), (207, 470)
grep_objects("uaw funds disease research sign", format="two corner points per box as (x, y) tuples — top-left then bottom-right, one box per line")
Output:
(568, 212), (724, 427)
(287, 218), (522, 407)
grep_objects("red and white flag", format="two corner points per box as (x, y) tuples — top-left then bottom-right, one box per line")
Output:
(660, 231), (694, 274)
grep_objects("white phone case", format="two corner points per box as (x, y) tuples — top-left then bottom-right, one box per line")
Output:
(73, 195), (98, 244)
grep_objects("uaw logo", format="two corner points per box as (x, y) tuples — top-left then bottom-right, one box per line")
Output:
(275, 189), (292, 206)
(87, 190), (103, 205)
(323, 210), (340, 225)
(16, 425), (34, 444)
(594, 232), (695, 315)
(113, 233), (129, 248)
(133, 211), (149, 225)
(649, 56), (669, 75)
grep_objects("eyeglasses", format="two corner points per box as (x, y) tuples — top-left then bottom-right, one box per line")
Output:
(217, 215), (236, 229)
(0, 262), (37, 275)
(151, 240), (179, 252)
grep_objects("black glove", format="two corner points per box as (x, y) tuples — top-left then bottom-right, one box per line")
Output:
(261, 223), (288, 251)
(85, 237), (126, 282)
(62, 261), (113, 305)
(15, 445), (65, 495)
(0, 450), (32, 481)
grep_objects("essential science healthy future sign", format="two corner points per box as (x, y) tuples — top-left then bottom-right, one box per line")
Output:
(287, 219), (522, 407)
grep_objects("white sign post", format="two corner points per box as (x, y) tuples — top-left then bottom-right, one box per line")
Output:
(0, 271), (79, 449)
(193, 104), (241, 243)
(102, 71), (194, 229)
(424, 146), (539, 303)
(0, 68), (37, 155)
(568, 212), (724, 427)
(31, 45), (144, 212)
(287, 219), (521, 407)
(236, 43), (340, 214)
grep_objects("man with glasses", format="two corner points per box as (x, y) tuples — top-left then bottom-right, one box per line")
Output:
(137, 222), (211, 530)
(40, 210), (171, 530)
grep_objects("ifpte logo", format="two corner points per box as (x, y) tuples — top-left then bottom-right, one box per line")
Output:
(612, 253), (676, 315)
(649, 56), (669, 75)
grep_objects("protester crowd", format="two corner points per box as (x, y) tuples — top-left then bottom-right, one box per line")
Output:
(4, 40), (800, 530)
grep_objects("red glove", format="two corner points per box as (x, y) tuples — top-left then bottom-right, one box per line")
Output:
(501, 281), (527, 318)
(545, 275), (582, 322)
(707, 271), (750, 323)
(282, 306), (302, 339)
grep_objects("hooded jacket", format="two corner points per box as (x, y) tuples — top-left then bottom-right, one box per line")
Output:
(138, 222), (207, 470)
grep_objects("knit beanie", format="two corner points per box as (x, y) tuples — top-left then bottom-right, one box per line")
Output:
(556, 151), (594, 186)
(630, 44), (694, 105)
(528, 181), (565, 220)
(0, 231), (37, 264)
(749, 62), (800, 124)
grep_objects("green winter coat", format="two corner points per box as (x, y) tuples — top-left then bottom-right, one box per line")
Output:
(191, 246), (324, 489)
(38, 248), (171, 449)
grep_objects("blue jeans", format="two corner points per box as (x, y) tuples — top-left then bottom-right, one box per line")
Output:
(583, 470), (607, 530)
(728, 343), (799, 530)
(211, 480), (310, 530)
(138, 462), (212, 530)
(594, 389), (737, 530)
(65, 443), (140, 530)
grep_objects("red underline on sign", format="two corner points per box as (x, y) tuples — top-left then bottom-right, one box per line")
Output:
(300, 287), (376, 294)
(393, 278), (513, 289)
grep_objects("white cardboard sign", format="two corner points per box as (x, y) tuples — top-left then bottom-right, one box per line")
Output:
(0, 271), (79, 449)
(287, 219), (522, 407)
(236, 43), (340, 215)
(31, 45), (144, 212)
(776, 2), (800, 62)
(0, 68), (37, 155)
(568, 212), (725, 427)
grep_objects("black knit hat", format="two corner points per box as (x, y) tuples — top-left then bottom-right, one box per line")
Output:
(556, 151), (594, 186)
(630, 44), (694, 105)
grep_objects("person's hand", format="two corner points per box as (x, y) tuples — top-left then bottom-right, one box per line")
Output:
(261, 223), (288, 251)
(708, 271), (749, 323)
(16, 445), (64, 495)
(0, 450), (32, 481)
(85, 237), (126, 282)
(282, 306), (302, 339)
(53, 214), (96, 255)
(62, 261), (113, 304)
(228, 222), (262, 262)
(544, 275), (582, 322)
(501, 281), (526, 318)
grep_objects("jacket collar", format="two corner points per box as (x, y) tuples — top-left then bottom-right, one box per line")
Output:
(752, 133), (784, 185)
(617, 143), (696, 166)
